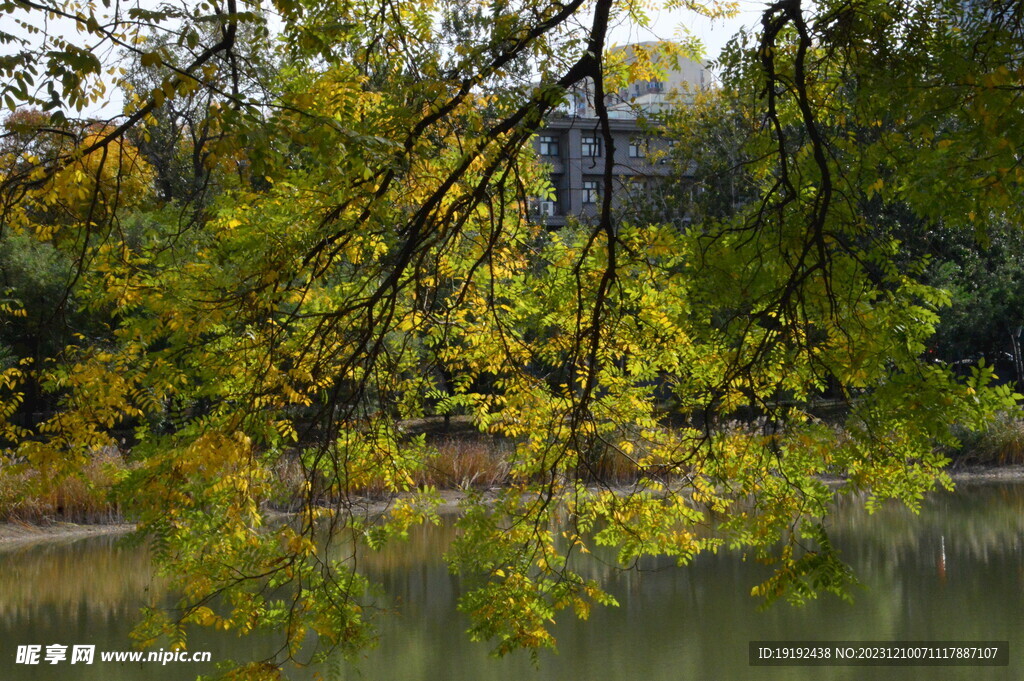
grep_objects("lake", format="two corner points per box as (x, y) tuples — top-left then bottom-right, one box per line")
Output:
(1, 481), (1021, 680)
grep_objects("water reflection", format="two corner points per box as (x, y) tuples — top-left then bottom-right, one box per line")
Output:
(0, 535), (161, 625)
(0, 482), (1021, 680)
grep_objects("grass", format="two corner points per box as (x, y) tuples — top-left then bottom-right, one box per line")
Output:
(269, 436), (515, 508)
(0, 446), (125, 524)
(418, 436), (513, 490)
(956, 411), (1024, 465)
(266, 432), (665, 511)
(9, 416), (1022, 524)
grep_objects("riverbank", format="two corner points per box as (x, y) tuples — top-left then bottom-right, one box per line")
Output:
(0, 519), (134, 548)
(3, 464), (1024, 549)
(944, 461), (1024, 481)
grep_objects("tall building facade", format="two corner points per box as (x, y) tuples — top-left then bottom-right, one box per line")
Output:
(531, 43), (709, 226)
(532, 116), (674, 226)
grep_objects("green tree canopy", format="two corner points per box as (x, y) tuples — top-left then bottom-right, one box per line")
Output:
(1, 0), (1022, 677)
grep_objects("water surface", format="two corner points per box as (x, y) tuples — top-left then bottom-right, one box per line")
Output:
(1, 482), (1021, 680)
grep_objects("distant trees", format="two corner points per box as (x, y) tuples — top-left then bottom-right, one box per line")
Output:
(649, 13), (1024, 388)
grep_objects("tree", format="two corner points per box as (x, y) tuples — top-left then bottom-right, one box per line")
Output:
(651, 7), (1024, 389)
(0, 109), (155, 420)
(921, 218), (1024, 384)
(1, 0), (1022, 677)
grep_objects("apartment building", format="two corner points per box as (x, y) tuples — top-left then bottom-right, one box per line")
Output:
(531, 44), (709, 226)
(532, 116), (675, 226)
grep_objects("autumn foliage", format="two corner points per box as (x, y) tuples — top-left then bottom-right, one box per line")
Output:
(1, 0), (1023, 677)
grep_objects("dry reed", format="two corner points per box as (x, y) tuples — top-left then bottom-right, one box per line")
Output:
(0, 446), (125, 524)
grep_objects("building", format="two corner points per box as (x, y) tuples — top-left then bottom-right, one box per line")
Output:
(531, 43), (709, 227)
(532, 116), (674, 226)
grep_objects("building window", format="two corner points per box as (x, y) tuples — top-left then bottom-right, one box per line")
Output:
(582, 180), (599, 204)
(538, 135), (559, 156)
(581, 135), (600, 157)
(629, 138), (647, 158)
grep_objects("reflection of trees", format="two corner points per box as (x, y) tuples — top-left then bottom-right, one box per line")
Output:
(344, 484), (1024, 681)
(0, 535), (165, 625)
(0, 485), (1020, 680)
(826, 483), (1024, 566)
(336, 483), (1024, 615)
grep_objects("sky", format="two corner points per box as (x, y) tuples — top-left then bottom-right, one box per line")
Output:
(2, 0), (768, 119)
(609, 0), (766, 65)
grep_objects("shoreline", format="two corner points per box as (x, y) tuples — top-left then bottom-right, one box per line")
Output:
(0, 519), (135, 549)
(3, 464), (1023, 549)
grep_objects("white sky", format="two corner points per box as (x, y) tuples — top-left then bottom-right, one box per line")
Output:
(3, 0), (768, 118)
(610, 0), (766, 64)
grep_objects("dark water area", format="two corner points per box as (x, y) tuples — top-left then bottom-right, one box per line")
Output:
(1, 482), (1021, 680)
